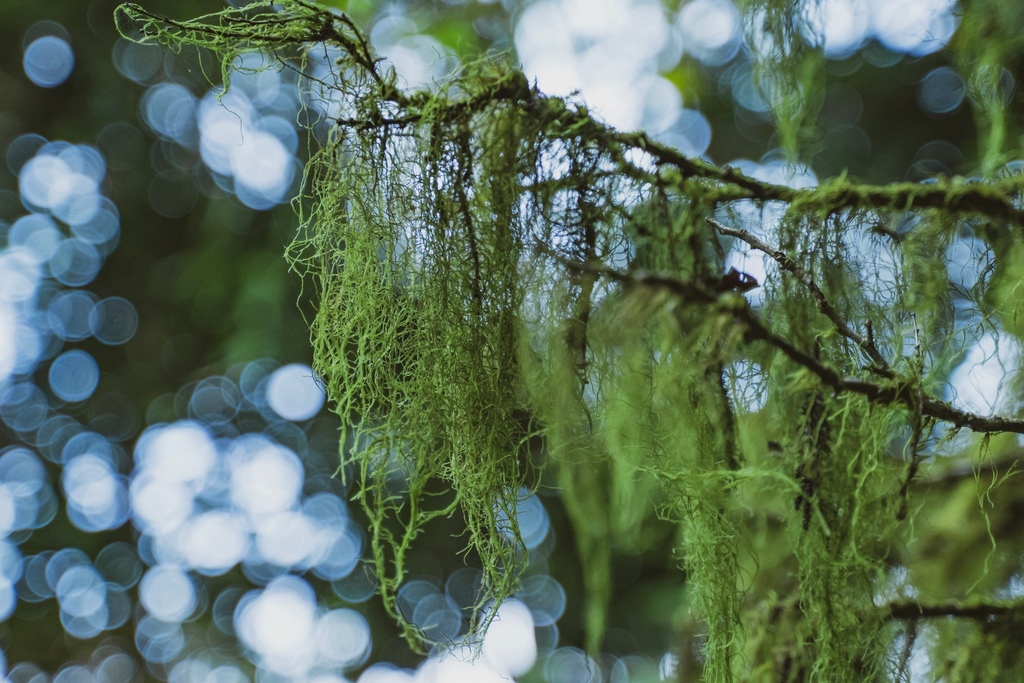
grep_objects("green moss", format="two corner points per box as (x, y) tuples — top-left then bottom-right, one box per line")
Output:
(118, 1), (1024, 678)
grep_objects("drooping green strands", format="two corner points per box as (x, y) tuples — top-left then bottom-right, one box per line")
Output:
(789, 394), (899, 680)
(595, 334), (664, 547)
(639, 306), (746, 679)
(901, 215), (957, 360)
(116, 0), (384, 96)
(951, 0), (1024, 175)
(302, 86), (546, 646)
(121, 0), (1024, 676)
(737, 0), (826, 160)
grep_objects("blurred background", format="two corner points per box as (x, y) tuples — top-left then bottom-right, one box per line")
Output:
(0, 0), (1001, 681)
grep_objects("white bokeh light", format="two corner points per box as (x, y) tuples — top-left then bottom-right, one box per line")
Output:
(229, 435), (303, 516)
(9, 214), (62, 264)
(948, 333), (1020, 415)
(19, 154), (72, 211)
(483, 599), (538, 677)
(235, 576), (318, 675)
(0, 247), (44, 303)
(197, 91), (254, 176)
(357, 665), (416, 683)
(418, 650), (513, 683)
(139, 564), (197, 622)
(516, 0), (680, 131)
(265, 363), (325, 422)
(0, 487), (17, 538)
(177, 510), (250, 575)
(315, 608), (372, 669)
(135, 421), (217, 487)
(801, 0), (871, 58)
(868, 0), (958, 55)
(18, 145), (104, 224)
(56, 563), (108, 638)
(678, 0), (741, 65)
(0, 304), (16, 386)
(195, 89), (296, 210)
(130, 475), (194, 536)
(563, 0), (630, 38)
(254, 510), (319, 568)
(230, 129), (295, 209)
(62, 454), (128, 531)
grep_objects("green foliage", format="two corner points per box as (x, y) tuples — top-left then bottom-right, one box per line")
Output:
(951, 0), (1024, 173)
(117, 1), (1024, 679)
(738, 0), (826, 158)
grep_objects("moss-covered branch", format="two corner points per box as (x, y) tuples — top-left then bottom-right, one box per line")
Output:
(117, 1), (1024, 224)
(116, 1), (1024, 677)
(543, 247), (1024, 435)
(884, 599), (1024, 621)
(707, 217), (894, 377)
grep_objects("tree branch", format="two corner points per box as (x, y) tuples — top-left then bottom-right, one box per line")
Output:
(535, 245), (1024, 436)
(119, 1), (1024, 225)
(707, 217), (894, 378)
(884, 599), (1024, 621)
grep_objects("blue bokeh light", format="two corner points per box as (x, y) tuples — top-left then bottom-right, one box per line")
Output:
(23, 36), (75, 88)
(48, 350), (100, 403)
(139, 564), (197, 622)
(48, 289), (97, 342)
(89, 297), (139, 345)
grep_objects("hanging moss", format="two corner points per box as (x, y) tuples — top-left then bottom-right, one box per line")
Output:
(117, 1), (1024, 679)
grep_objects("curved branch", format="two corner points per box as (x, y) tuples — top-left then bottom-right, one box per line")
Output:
(118, 1), (1024, 224)
(538, 247), (1024, 436)
(707, 217), (894, 378)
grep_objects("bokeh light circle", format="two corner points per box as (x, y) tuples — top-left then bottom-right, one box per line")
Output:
(49, 349), (100, 403)
(265, 363), (324, 421)
(315, 608), (372, 669)
(48, 289), (98, 341)
(235, 576), (318, 675)
(50, 238), (103, 287)
(62, 453), (130, 531)
(919, 66), (966, 115)
(88, 297), (139, 345)
(23, 36), (74, 88)
(677, 0), (741, 65)
(140, 564), (197, 622)
(483, 599), (537, 677)
(517, 574), (566, 626)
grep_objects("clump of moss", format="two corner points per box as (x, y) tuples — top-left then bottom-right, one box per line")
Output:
(118, 1), (1024, 678)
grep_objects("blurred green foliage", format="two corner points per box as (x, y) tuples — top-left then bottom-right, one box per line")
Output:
(4, 0), (1024, 680)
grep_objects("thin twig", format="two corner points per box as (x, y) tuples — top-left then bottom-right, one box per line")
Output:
(895, 620), (917, 682)
(535, 244), (1024, 436)
(896, 315), (928, 520)
(121, 2), (1024, 224)
(707, 217), (893, 377)
(884, 599), (1024, 621)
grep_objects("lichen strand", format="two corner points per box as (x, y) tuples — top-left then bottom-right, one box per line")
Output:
(737, 0), (826, 160)
(118, 0), (1024, 678)
(293, 72), (545, 644)
(950, 0), (1024, 175)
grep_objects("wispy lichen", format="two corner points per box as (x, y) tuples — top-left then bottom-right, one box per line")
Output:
(118, 1), (1024, 678)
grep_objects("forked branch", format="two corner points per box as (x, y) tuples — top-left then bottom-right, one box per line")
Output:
(538, 246), (1024, 436)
